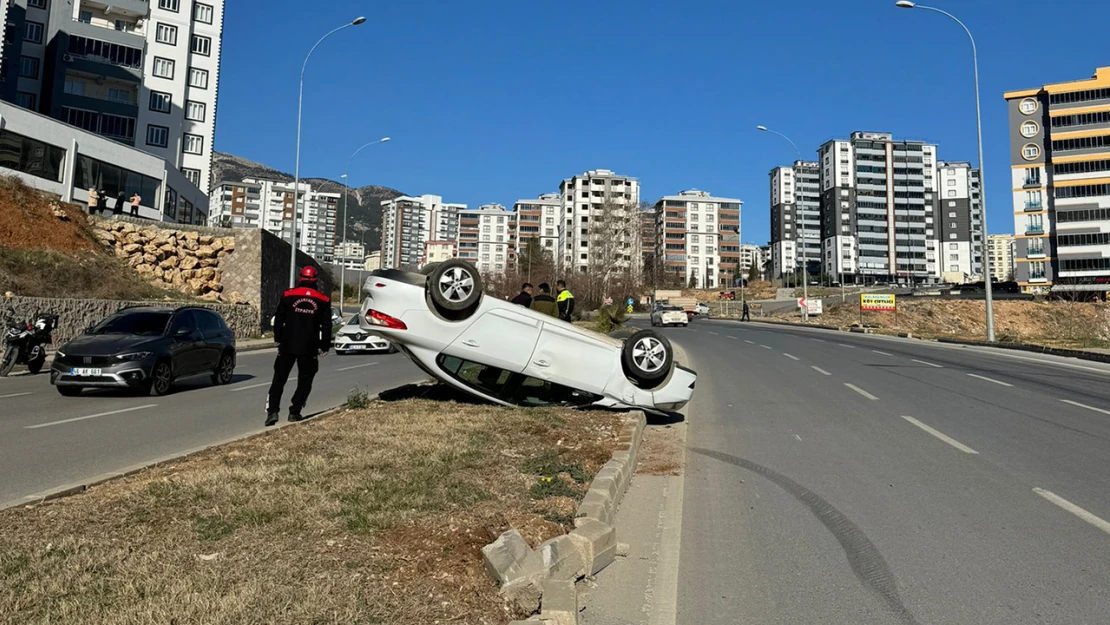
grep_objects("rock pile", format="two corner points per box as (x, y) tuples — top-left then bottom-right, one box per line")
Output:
(90, 220), (248, 304)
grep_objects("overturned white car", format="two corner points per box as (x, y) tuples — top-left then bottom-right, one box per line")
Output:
(359, 260), (695, 414)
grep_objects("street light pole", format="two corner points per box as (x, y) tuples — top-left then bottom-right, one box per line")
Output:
(896, 1), (995, 342)
(757, 125), (809, 321)
(338, 137), (390, 315)
(288, 16), (367, 288)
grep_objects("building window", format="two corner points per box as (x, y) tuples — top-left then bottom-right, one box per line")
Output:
(1020, 120), (1039, 138)
(949, 233), (958, 240)
(25, 21), (44, 44)
(1019, 98), (1038, 115)
(947, 179), (956, 186)
(14, 92), (37, 109)
(947, 190), (957, 197)
(152, 57), (175, 79)
(194, 2), (214, 23)
(107, 88), (132, 104)
(948, 211), (957, 218)
(1021, 143), (1041, 161)
(18, 56), (39, 79)
(191, 35), (211, 56)
(155, 23), (178, 45)
(183, 133), (204, 154)
(188, 67), (208, 89)
(0, 129), (65, 182)
(159, 0), (180, 11)
(182, 169), (201, 187)
(949, 254), (959, 261)
(149, 91), (172, 113)
(28, 0), (46, 8)
(78, 10), (92, 22)
(146, 124), (169, 148)
(185, 101), (206, 122)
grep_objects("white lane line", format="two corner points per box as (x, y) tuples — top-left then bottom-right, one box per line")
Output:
(783, 353), (800, 361)
(708, 331), (720, 336)
(760, 345), (773, 350)
(336, 362), (380, 372)
(744, 340), (755, 345)
(901, 416), (979, 454)
(0, 392), (32, 399)
(1033, 488), (1110, 536)
(727, 335), (738, 340)
(26, 404), (158, 429)
(1060, 399), (1110, 416)
(838, 343), (856, 349)
(912, 359), (943, 368)
(967, 373), (1013, 387)
(229, 381), (270, 393)
(810, 338), (826, 343)
(844, 383), (878, 401)
(872, 350), (893, 356)
(811, 366), (831, 376)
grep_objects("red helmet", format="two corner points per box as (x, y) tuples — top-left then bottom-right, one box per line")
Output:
(298, 266), (318, 282)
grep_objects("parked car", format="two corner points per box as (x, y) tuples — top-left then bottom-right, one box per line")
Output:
(651, 305), (688, 328)
(360, 260), (696, 414)
(51, 306), (236, 397)
(334, 314), (396, 354)
(693, 303), (710, 316)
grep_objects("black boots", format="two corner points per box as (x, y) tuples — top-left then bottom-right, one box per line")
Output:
(287, 405), (306, 422)
(264, 411), (279, 427)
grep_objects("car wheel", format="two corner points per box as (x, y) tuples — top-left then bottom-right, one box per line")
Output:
(57, 385), (82, 397)
(27, 351), (46, 375)
(148, 360), (173, 396)
(621, 330), (673, 389)
(427, 259), (483, 316)
(211, 351), (235, 385)
(387, 344), (398, 354)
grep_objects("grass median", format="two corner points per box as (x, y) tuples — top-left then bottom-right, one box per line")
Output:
(0, 394), (622, 625)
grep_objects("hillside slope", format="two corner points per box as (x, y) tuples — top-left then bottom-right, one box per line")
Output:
(212, 152), (403, 251)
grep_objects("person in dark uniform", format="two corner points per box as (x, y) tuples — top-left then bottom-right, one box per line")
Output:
(741, 301), (751, 322)
(266, 266), (332, 426)
(510, 283), (533, 307)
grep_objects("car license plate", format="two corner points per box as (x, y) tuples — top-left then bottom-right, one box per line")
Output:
(71, 367), (102, 376)
(349, 344), (366, 350)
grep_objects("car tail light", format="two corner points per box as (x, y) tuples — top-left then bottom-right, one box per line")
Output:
(365, 309), (407, 330)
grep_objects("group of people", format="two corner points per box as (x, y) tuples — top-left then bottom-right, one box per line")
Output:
(87, 187), (141, 217)
(510, 280), (575, 322)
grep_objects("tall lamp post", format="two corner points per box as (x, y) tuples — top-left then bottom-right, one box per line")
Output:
(288, 16), (367, 288)
(757, 124), (810, 321)
(895, 1), (995, 342)
(338, 137), (390, 315)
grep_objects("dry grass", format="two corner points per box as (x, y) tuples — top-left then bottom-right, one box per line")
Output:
(0, 398), (622, 625)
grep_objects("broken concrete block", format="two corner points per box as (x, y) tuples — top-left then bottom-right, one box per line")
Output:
(567, 520), (616, 576)
(540, 579), (578, 625)
(482, 529), (539, 585)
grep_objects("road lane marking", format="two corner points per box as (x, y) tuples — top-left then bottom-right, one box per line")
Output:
(838, 343), (856, 349)
(0, 392), (32, 399)
(336, 362), (380, 372)
(1060, 399), (1110, 416)
(783, 353), (800, 361)
(967, 373), (1013, 387)
(912, 359), (943, 368)
(26, 404), (158, 429)
(811, 366), (831, 376)
(900, 416), (978, 454)
(708, 331), (720, 336)
(229, 381), (270, 392)
(1033, 488), (1110, 536)
(844, 383), (878, 400)
(872, 350), (893, 356)
(744, 340), (755, 345)
(728, 335), (738, 340)
(810, 338), (826, 343)
(760, 345), (773, 350)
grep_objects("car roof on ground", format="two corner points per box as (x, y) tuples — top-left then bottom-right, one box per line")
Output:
(115, 305), (216, 314)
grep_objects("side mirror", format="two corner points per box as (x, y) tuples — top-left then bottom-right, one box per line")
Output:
(174, 326), (192, 337)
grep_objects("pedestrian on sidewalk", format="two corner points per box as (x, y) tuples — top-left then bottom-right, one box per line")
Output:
(530, 283), (558, 318)
(510, 282), (533, 307)
(741, 301), (751, 322)
(97, 189), (108, 215)
(87, 187), (98, 214)
(129, 192), (141, 216)
(266, 266), (332, 426)
(555, 280), (575, 322)
(114, 191), (127, 215)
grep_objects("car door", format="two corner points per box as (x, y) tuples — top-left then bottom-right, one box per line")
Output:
(166, 310), (202, 376)
(524, 323), (617, 394)
(195, 310), (225, 371)
(440, 307), (541, 373)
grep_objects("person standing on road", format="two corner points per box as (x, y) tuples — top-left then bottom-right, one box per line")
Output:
(266, 266), (332, 426)
(87, 187), (98, 214)
(741, 301), (751, 322)
(510, 283), (533, 307)
(129, 192), (141, 216)
(555, 280), (575, 322)
(530, 283), (558, 318)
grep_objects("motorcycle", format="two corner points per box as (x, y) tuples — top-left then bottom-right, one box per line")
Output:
(1, 307), (59, 376)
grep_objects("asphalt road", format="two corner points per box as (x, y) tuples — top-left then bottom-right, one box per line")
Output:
(649, 318), (1110, 625)
(0, 347), (424, 507)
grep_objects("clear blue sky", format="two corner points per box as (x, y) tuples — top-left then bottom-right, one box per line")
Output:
(216, 0), (1109, 244)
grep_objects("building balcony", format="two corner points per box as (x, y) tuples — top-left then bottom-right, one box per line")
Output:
(1027, 248), (1047, 259)
(1023, 176), (1042, 188)
(1024, 201), (1043, 211)
(1028, 274), (1048, 282)
(1025, 225), (1045, 235)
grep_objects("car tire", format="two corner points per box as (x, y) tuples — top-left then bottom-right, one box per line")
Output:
(27, 350), (46, 375)
(387, 344), (398, 354)
(57, 385), (82, 397)
(211, 351), (235, 386)
(148, 360), (173, 396)
(621, 330), (673, 390)
(427, 259), (482, 316)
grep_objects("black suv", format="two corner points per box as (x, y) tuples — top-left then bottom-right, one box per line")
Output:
(51, 306), (236, 396)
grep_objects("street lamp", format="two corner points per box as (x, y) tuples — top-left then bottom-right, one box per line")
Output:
(757, 124), (810, 321)
(338, 137), (390, 315)
(895, 1), (995, 342)
(288, 16), (367, 288)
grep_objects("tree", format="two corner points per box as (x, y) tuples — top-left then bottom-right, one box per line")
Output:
(516, 236), (554, 285)
(688, 275), (698, 289)
(747, 262), (760, 284)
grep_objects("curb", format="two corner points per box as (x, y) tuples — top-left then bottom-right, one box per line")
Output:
(485, 411), (648, 623)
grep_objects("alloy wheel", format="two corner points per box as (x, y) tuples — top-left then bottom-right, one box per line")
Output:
(218, 355), (234, 383)
(438, 267), (474, 303)
(632, 336), (666, 374)
(153, 363), (171, 394)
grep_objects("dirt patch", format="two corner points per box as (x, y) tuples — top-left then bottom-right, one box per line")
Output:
(0, 177), (100, 252)
(0, 399), (623, 625)
(636, 422), (687, 476)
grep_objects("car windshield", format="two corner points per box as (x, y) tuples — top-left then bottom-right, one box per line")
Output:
(91, 311), (171, 335)
(662, 306), (681, 311)
(346, 315), (360, 326)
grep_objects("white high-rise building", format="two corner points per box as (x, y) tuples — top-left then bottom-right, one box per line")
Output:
(334, 241), (366, 271)
(558, 169), (641, 275)
(769, 161), (821, 283)
(380, 194), (465, 269)
(459, 204), (514, 275)
(208, 177), (337, 261)
(651, 189), (742, 289)
(988, 234), (1016, 283)
(513, 193), (562, 257)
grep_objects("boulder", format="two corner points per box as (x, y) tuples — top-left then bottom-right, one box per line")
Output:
(216, 250), (228, 259)
(199, 292), (221, 302)
(198, 235), (214, 245)
(206, 281), (222, 293)
(151, 268), (164, 280)
(220, 237), (236, 252)
(183, 240), (199, 252)
(120, 222), (136, 233)
(172, 272), (187, 288)
(114, 247), (129, 258)
(128, 255), (144, 267)
(196, 246), (216, 259)
(183, 231), (199, 241)
(199, 258), (219, 268)
(151, 237), (170, 247)
(198, 267), (217, 281)
(158, 244), (175, 254)
(160, 256), (180, 269)
(224, 291), (250, 305)
(143, 253), (158, 264)
(122, 243), (142, 254)
(135, 264), (154, 276)
(126, 232), (143, 244)
(210, 239), (224, 253)
(95, 231), (117, 244)
(140, 229), (157, 240)
(179, 256), (200, 271)
(142, 244), (159, 255)
(187, 278), (207, 295)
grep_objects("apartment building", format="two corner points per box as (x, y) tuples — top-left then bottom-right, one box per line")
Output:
(422, 241), (457, 266)
(364, 250), (381, 272)
(458, 204), (514, 275)
(209, 179), (261, 227)
(513, 193), (561, 252)
(739, 243), (764, 281)
(380, 194), (464, 269)
(0, 0), (224, 192)
(334, 241), (366, 271)
(208, 177), (337, 261)
(769, 161), (820, 282)
(1004, 66), (1110, 294)
(558, 169), (641, 275)
(988, 234), (1016, 282)
(935, 160), (985, 283)
(651, 189), (742, 289)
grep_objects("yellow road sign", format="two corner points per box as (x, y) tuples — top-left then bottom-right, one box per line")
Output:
(860, 294), (896, 312)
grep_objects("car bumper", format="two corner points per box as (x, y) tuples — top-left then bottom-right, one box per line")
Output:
(50, 359), (153, 388)
(659, 316), (687, 325)
(335, 337), (391, 352)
